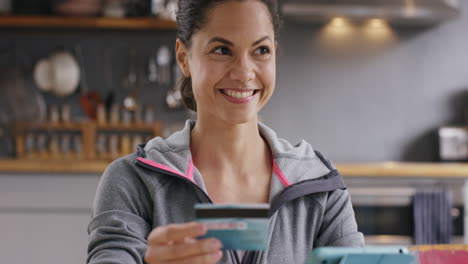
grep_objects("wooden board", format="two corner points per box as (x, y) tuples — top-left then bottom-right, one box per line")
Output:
(336, 162), (468, 178)
(0, 15), (176, 30)
(1, 160), (468, 176)
(0, 159), (109, 174)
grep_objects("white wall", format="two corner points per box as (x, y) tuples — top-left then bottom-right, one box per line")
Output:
(262, 1), (468, 162)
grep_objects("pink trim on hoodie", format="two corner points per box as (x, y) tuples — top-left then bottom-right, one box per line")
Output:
(186, 159), (194, 181)
(138, 157), (288, 187)
(273, 160), (291, 187)
(137, 157), (194, 181)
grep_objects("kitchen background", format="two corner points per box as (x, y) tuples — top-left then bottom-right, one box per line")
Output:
(1, 0), (468, 264)
(268, 2), (468, 163)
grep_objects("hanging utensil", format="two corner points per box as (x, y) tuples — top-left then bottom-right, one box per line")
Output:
(151, 0), (165, 17)
(157, 45), (171, 86)
(166, 63), (184, 109)
(104, 49), (116, 112)
(75, 45), (103, 120)
(0, 49), (46, 132)
(147, 49), (158, 83)
(123, 49), (139, 111)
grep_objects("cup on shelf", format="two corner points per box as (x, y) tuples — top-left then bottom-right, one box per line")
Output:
(110, 104), (120, 125)
(61, 104), (72, 124)
(121, 109), (132, 125)
(120, 133), (131, 155)
(97, 104), (107, 125)
(73, 134), (83, 159)
(61, 134), (72, 159)
(134, 107), (143, 124)
(109, 134), (119, 159)
(49, 134), (60, 158)
(24, 133), (35, 158)
(36, 133), (48, 159)
(144, 105), (155, 124)
(49, 105), (60, 124)
(96, 133), (107, 159)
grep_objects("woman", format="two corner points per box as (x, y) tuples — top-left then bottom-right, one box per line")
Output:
(87, 0), (364, 263)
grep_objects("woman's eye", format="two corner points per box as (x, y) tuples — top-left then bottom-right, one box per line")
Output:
(213, 46), (231, 55)
(254, 46), (271, 55)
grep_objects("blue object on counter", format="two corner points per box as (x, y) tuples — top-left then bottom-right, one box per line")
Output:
(306, 246), (415, 264)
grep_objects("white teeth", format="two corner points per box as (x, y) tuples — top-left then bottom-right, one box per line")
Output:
(225, 90), (254, 98)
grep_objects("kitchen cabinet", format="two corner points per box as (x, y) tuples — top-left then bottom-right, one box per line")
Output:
(0, 173), (100, 264)
(0, 167), (466, 264)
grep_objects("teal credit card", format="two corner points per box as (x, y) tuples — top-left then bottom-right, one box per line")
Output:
(195, 203), (270, 251)
(306, 246), (415, 264)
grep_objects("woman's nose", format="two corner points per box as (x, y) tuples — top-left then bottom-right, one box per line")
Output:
(229, 55), (255, 84)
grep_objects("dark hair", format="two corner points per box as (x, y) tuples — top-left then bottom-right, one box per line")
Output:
(176, 0), (282, 111)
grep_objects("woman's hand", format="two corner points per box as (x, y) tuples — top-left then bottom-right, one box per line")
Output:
(145, 222), (223, 264)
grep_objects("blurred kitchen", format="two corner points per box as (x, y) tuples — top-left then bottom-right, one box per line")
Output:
(1, 0), (468, 263)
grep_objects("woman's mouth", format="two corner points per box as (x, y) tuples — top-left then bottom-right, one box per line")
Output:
(219, 89), (260, 104)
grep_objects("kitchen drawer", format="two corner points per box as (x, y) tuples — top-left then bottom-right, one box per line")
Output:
(0, 173), (101, 264)
(0, 213), (90, 264)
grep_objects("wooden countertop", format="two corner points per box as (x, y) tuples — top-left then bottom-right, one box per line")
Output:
(1, 159), (468, 178)
(0, 159), (109, 174)
(336, 162), (468, 178)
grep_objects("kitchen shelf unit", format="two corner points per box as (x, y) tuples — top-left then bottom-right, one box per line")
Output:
(0, 15), (176, 30)
(14, 120), (161, 162)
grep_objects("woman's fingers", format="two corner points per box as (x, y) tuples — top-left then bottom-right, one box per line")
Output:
(146, 238), (222, 262)
(148, 222), (206, 245)
(144, 222), (224, 264)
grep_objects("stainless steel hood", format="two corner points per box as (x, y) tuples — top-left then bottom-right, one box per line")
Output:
(281, 0), (461, 25)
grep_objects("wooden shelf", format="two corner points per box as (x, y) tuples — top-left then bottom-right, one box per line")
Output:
(0, 15), (176, 30)
(38, 122), (84, 131)
(14, 120), (162, 161)
(97, 123), (160, 132)
(336, 162), (468, 178)
(1, 160), (468, 176)
(0, 159), (109, 174)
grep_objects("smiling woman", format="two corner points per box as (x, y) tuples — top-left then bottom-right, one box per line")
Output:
(87, 1), (364, 264)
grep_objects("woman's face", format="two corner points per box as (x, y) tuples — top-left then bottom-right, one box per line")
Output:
(177, 0), (276, 124)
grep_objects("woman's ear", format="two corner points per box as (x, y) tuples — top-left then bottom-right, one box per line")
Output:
(175, 39), (191, 77)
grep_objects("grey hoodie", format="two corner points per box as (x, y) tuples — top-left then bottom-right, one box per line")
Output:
(87, 120), (364, 264)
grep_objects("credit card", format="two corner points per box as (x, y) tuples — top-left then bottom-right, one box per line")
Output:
(306, 247), (414, 264)
(195, 203), (270, 251)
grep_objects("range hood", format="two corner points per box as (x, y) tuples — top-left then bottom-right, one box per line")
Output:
(281, 0), (461, 26)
